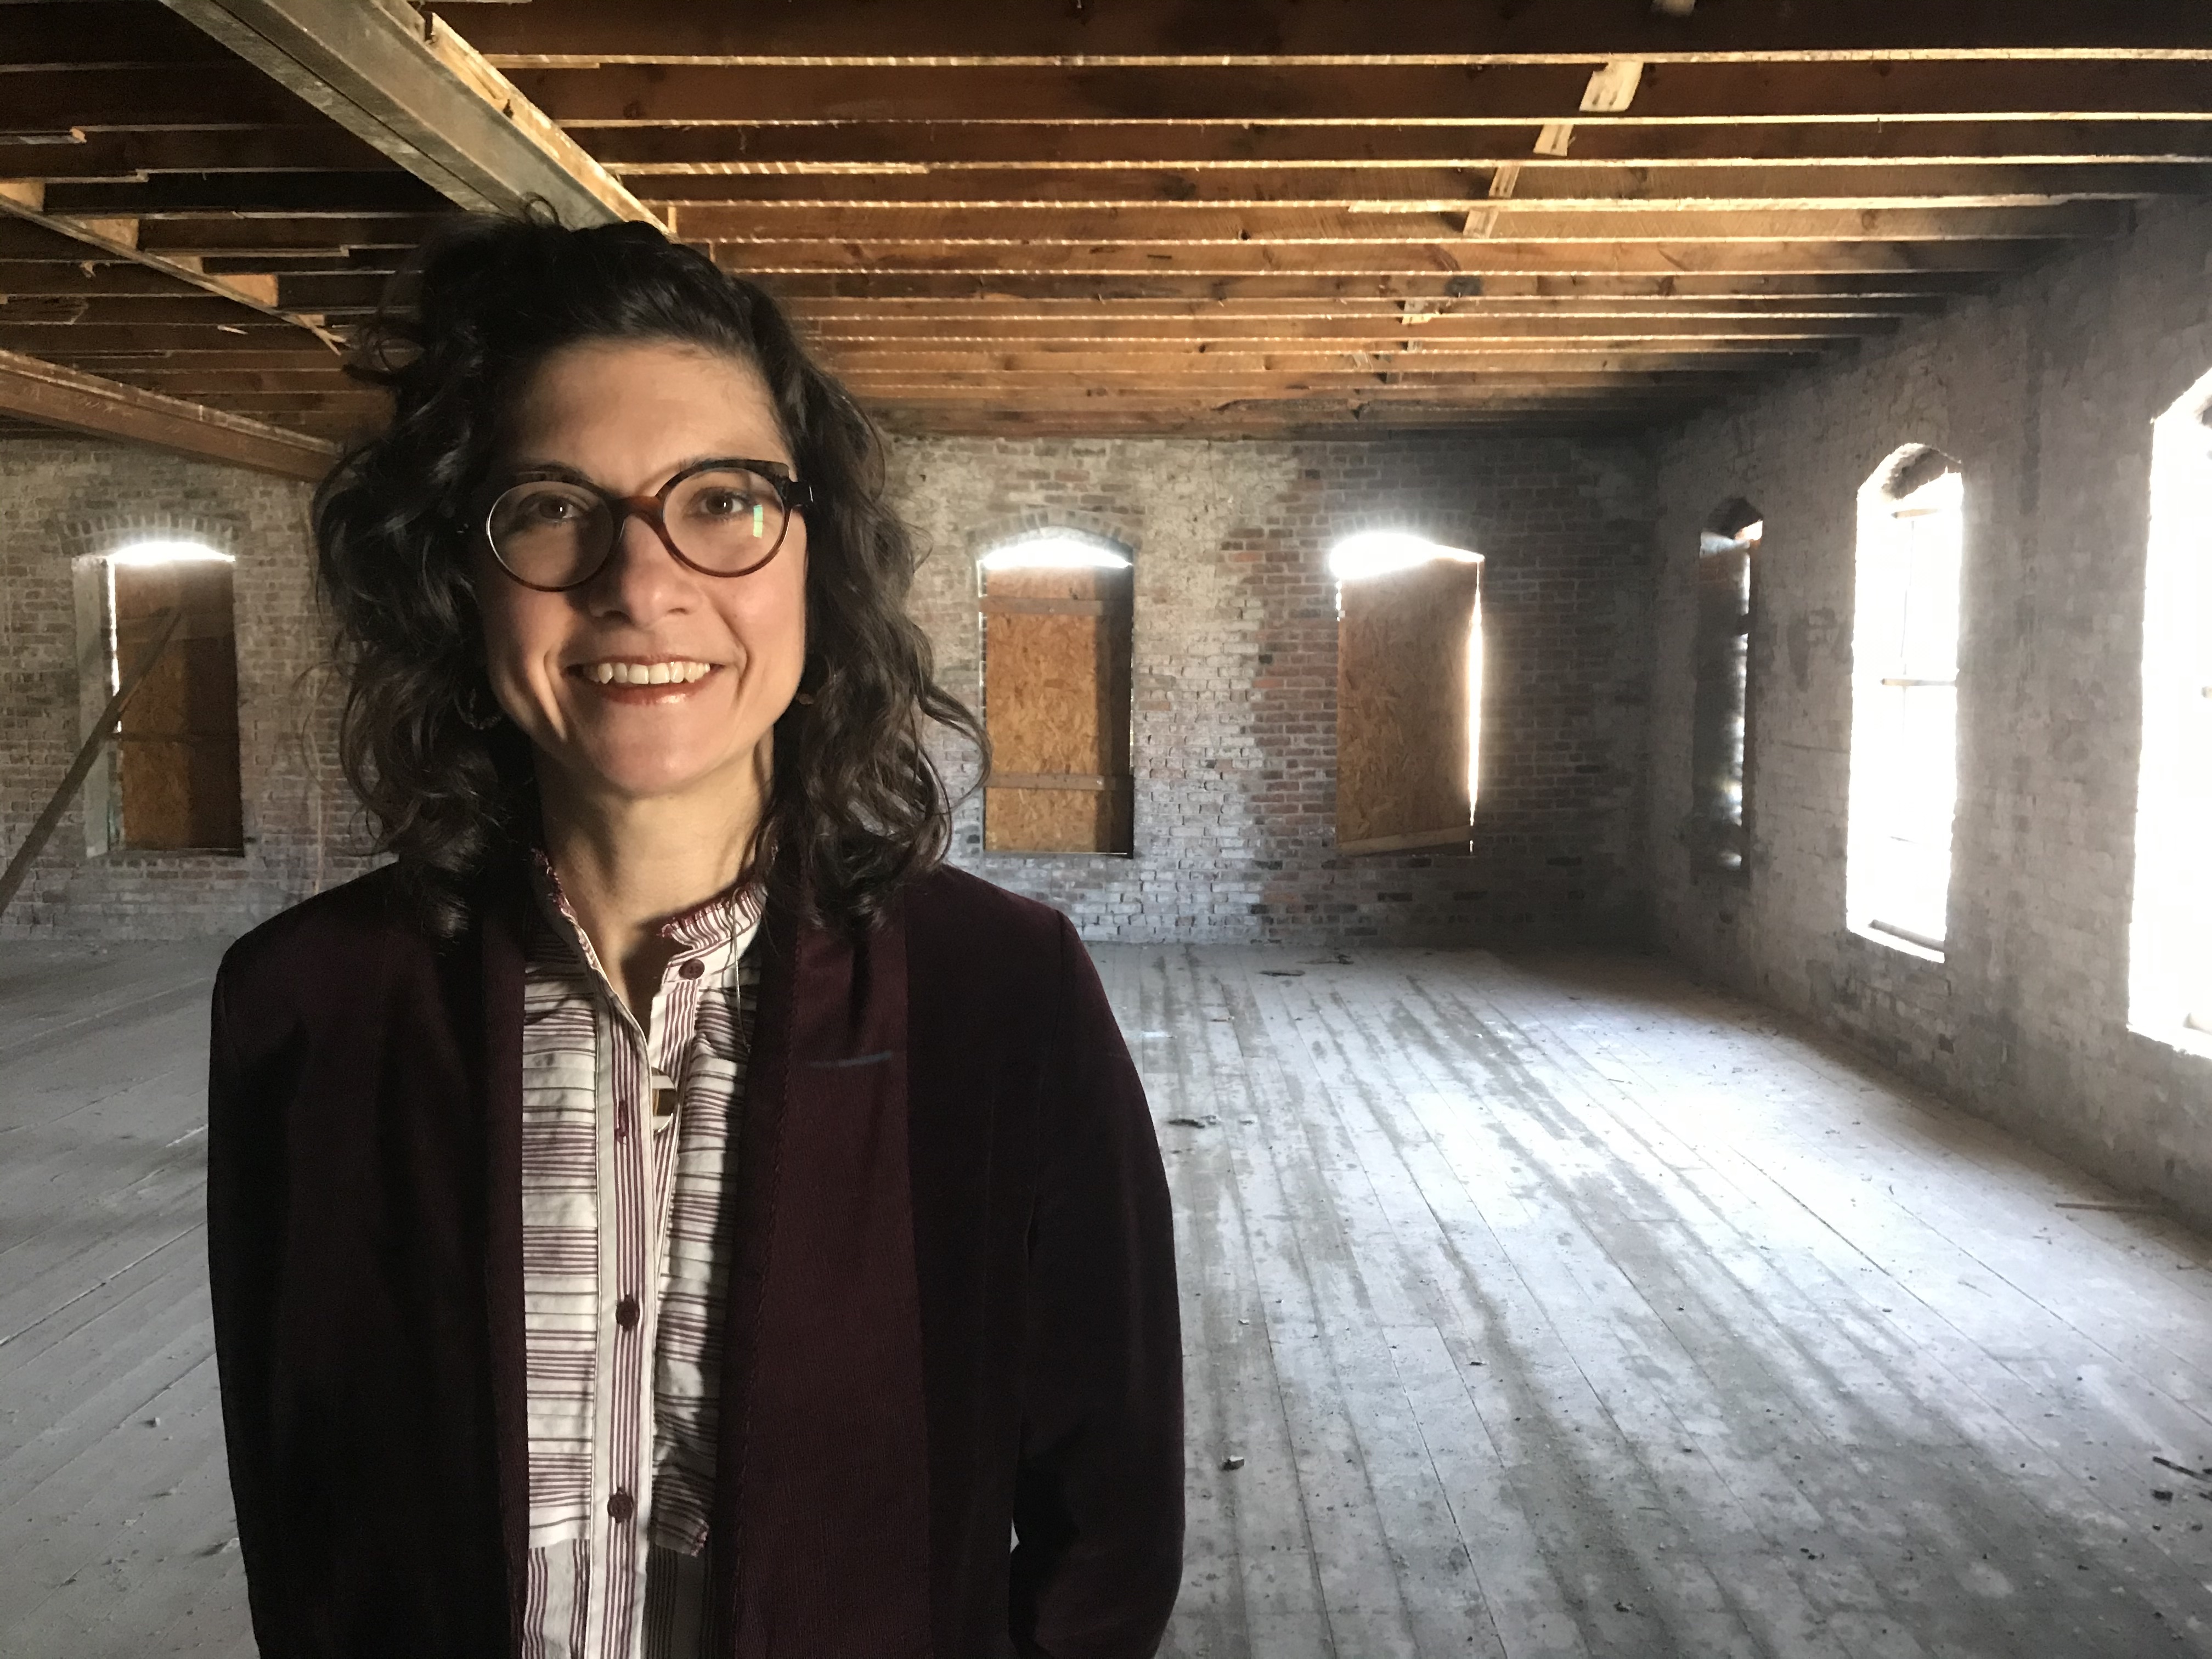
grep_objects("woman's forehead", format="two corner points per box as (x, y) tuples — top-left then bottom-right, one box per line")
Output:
(508, 338), (791, 473)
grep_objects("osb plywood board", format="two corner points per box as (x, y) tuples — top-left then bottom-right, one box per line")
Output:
(983, 782), (1132, 854)
(1337, 559), (1481, 851)
(982, 563), (1132, 853)
(114, 561), (243, 853)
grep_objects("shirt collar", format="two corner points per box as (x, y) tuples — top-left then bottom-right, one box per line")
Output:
(529, 849), (766, 966)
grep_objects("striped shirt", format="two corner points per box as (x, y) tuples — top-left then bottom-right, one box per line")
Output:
(518, 860), (764, 1658)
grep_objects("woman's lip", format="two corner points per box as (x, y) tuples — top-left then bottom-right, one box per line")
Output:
(566, 661), (724, 703)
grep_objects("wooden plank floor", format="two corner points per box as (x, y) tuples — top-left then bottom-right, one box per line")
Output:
(6, 940), (2212, 1656)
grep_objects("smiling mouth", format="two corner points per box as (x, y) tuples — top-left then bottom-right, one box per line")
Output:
(572, 659), (718, 686)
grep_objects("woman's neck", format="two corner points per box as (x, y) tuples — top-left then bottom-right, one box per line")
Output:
(537, 750), (768, 1017)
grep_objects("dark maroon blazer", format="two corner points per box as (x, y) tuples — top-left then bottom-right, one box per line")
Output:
(206, 855), (1183, 1657)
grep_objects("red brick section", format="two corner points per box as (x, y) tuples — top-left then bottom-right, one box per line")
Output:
(0, 436), (374, 940)
(4, 427), (1658, 949)
(894, 431), (1656, 947)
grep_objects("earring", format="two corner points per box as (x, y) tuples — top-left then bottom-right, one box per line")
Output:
(456, 681), (505, 731)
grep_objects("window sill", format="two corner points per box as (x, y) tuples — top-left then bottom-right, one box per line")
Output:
(1848, 920), (1946, 964)
(2128, 1019), (2212, 1064)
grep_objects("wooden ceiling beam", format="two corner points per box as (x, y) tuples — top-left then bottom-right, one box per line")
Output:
(133, 213), (450, 252)
(836, 371), (1770, 393)
(439, 0), (2212, 63)
(583, 120), (2212, 172)
(43, 348), (361, 370)
(6, 2), (235, 69)
(0, 127), (390, 181)
(671, 202), (2128, 246)
(0, 294), (335, 326)
(637, 162), (2212, 210)
(509, 61), (2212, 128)
(0, 343), (337, 478)
(153, 0), (656, 226)
(41, 172), (452, 217)
(0, 183), (343, 347)
(0, 263), (269, 300)
(0, 66), (315, 133)
(0, 323), (306, 352)
(714, 241), (2040, 277)
(758, 272), (1991, 302)
(800, 315), (1900, 342)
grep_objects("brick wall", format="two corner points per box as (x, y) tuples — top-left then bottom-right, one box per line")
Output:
(1644, 196), (2212, 1227)
(2, 428), (1654, 949)
(0, 437), (371, 939)
(893, 432), (1655, 944)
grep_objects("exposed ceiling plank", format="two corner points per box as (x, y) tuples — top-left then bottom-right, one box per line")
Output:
(439, 0), (2212, 63)
(0, 343), (337, 477)
(0, 183), (343, 345)
(709, 241), (2041, 276)
(0, 65), (317, 133)
(154, 0), (657, 226)
(584, 119), (2212, 172)
(797, 315), (1900, 342)
(633, 162), (2212, 210)
(669, 202), (2129, 245)
(506, 61), (2212, 128)
(0, 126), (392, 180)
(752, 271), (1995, 301)
(131, 213), (452, 252)
(41, 171), (453, 216)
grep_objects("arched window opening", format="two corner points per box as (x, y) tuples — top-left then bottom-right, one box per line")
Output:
(1330, 532), (1483, 854)
(2128, 368), (2212, 1053)
(1846, 448), (1965, 956)
(74, 539), (244, 856)
(1692, 499), (1761, 873)
(977, 531), (1134, 855)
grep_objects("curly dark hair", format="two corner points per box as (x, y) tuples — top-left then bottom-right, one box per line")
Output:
(314, 208), (981, 936)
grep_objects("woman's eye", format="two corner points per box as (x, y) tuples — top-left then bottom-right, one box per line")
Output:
(695, 489), (749, 517)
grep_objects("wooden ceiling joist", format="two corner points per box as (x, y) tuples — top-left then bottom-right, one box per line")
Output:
(631, 163), (2212, 210)
(0, 344), (337, 477)
(501, 61), (2212, 128)
(667, 204), (2128, 246)
(584, 120), (2212, 173)
(0, 182), (342, 341)
(154, 0), (657, 226)
(436, 0), (2212, 63)
(4, 0), (2208, 441)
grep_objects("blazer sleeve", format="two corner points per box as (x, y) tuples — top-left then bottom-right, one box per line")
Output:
(1008, 917), (1185, 1658)
(204, 960), (291, 1642)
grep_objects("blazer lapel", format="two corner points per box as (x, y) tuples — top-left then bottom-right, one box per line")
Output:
(478, 868), (534, 1647)
(714, 892), (935, 1656)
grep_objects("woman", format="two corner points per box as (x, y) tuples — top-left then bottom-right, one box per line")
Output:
(206, 213), (1184, 1658)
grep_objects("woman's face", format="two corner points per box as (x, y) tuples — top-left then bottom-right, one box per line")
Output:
(473, 338), (808, 809)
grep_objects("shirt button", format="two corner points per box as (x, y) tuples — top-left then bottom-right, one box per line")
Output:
(614, 1110), (629, 1142)
(615, 1295), (639, 1330)
(678, 958), (704, 980)
(608, 1489), (635, 1524)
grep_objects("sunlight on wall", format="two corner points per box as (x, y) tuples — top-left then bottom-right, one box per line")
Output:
(2128, 365), (2212, 1056)
(1846, 457), (1964, 957)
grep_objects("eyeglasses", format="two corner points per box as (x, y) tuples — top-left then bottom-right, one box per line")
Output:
(481, 457), (815, 592)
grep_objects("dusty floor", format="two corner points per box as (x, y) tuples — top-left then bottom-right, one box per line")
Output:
(5, 939), (2211, 1656)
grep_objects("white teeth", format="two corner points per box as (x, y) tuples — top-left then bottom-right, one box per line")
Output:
(581, 660), (712, 686)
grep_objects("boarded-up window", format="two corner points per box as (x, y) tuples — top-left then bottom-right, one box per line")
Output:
(1691, 501), (1760, 873)
(109, 556), (244, 852)
(981, 551), (1133, 854)
(1334, 542), (1482, 854)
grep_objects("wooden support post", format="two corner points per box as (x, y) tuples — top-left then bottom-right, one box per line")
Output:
(0, 348), (339, 480)
(0, 608), (184, 924)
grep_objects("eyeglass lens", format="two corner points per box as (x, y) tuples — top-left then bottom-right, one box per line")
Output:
(487, 466), (790, 588)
